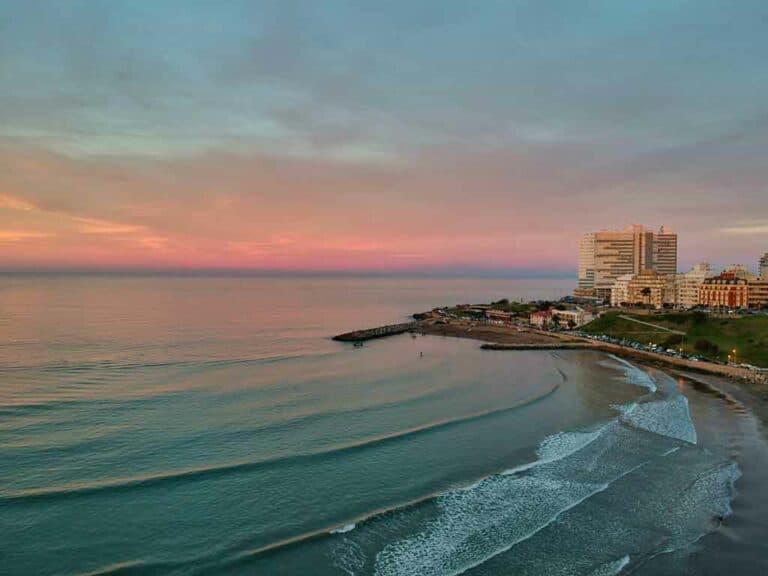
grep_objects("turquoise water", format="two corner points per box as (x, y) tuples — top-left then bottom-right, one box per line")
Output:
(1, 275), (766, 575)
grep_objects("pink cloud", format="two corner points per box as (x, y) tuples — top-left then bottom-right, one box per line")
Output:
(0, 140), (765, 271)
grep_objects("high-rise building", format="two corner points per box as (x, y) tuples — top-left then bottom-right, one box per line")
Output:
(577, 233), (596, 293)
(760, 253), (768, 279)
(576, 225), (678, 299)
(653, 225), (678, 276)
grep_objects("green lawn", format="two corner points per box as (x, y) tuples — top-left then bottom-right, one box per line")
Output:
(582, 311), (768, 367)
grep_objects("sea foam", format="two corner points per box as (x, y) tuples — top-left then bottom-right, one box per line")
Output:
(502, 427), (605, 476)
(331, 523), (357, 534)
(620, 394), (697, 444)
(588, 555), (630, 576)
(603, 354), (657, 392)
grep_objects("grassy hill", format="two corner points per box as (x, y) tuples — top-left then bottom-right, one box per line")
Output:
(582, 311), (768, 367)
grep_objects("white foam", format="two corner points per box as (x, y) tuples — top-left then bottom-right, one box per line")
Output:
(604, 355), (657, 393)
(589, 555), (630, 576)
(502, 427), (606, 476)
(620, 394), (697, 445)
(364, 359), (716, 576)
(374, 477), (609, 576)
(373, 458), (652, 576)
(537, 428), (605, 462)
(457, 479), (484, 492)
(331, 523), (357, 534)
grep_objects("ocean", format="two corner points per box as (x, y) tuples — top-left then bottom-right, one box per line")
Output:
(1, 275), (767, 575)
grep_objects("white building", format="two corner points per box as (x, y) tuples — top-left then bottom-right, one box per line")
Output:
(725, 264), (755, 280)
(530, 307), (593, 328)
(673, 263), (713, 309)
(760, 253), (768, 279)
(610, 274), (635, 307)
(552, 307), (594, 327)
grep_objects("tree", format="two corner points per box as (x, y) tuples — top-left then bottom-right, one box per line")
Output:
(491, 298), (509, 310)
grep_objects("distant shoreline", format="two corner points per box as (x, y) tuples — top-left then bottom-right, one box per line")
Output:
(334, 316), (768, 423)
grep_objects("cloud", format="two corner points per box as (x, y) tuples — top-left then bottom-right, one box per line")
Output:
(72, 216), (145, 235)
(721, 224), (768, 236)
(0, 122), (767, 271)
(0, 194), (37, 211)
(0, 230), (53, 242)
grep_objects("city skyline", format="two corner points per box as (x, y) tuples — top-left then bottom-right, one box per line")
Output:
(2, 1), (768, 272)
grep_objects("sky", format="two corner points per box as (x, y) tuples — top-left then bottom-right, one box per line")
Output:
(1, 0), (768, 274)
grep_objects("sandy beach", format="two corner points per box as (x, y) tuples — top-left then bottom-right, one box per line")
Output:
(413, 317), (768, 428)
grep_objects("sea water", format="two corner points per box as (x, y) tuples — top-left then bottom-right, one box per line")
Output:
(1, 274), (767, 575)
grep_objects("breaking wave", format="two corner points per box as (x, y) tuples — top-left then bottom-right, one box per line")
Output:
(603, 354), (657, 392)
(324, 356), (737, 576)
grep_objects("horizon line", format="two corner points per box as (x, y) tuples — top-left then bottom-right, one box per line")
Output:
(0, 266), (578, 279)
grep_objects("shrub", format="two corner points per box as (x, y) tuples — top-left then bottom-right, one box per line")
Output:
(694, 339), (720, 356)
(691, 312), (707, 325)
(662, 334), (684, 348)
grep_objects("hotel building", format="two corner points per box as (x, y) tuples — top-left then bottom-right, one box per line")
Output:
(760, 253), (768, 279)
(577, 225), (678, 299)
(610, 269), (676, 309)
(699, 271), (750, 309)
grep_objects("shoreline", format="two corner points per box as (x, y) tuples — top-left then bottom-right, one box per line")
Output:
(334, 318), (768, 423)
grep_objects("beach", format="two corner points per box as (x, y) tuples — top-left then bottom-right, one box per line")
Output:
(411, 316), (768, 426)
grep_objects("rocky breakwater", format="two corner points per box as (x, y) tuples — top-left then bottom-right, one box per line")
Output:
(332, 322), (419, 342)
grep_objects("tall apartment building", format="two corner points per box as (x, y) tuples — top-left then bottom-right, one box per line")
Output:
(577, 225), (678, 299)
(577, 233), (596, 293)
(760, 253), (768, 279)
(654, 225), (678, 275)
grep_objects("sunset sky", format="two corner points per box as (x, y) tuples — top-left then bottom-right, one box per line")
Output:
(2, 1), (767, 273)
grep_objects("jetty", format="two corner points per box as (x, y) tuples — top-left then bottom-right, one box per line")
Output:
(332, 322), (418, 342)
(481, 342), (593, 351)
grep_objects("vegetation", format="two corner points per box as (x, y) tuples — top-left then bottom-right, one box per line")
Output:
(443, 299), (533, 317)
(582, 311), (768, 367)
(661, 333), (684, 348)
(640, 286), (652, 308)
(693, 338), (720, 356)
(489, 299), (533, 314)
